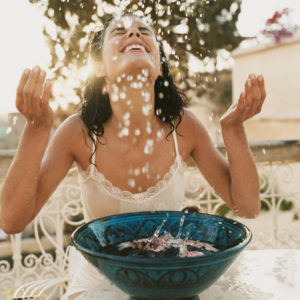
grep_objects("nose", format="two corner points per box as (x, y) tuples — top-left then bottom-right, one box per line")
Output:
(127, 27), (141, 38)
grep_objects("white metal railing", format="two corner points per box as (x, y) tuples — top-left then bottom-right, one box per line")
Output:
(1, 140), (300, 299)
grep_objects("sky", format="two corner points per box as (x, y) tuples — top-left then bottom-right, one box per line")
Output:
(1, 0), (300, 114)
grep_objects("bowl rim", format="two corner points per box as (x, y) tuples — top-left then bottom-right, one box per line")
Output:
(71, 210), (252, 264)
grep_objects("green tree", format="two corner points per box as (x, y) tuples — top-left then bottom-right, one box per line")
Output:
(29, 0), (243, 123)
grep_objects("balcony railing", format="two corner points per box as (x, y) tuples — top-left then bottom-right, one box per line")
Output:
(1, 140), (300, 299)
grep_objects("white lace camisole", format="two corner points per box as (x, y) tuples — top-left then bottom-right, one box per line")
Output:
(77, 130), (185, 222)
(63, 131), (186, 299)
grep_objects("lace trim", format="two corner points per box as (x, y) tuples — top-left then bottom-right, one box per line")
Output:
(77, 157), (185, 203)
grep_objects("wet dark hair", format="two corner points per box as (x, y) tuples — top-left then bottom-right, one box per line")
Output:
(80, 16), (186, 163)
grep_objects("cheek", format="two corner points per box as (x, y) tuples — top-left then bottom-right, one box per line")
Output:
(101, 40), (122, 72)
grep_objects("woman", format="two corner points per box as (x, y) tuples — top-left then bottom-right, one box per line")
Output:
(0, 15), (266, 299)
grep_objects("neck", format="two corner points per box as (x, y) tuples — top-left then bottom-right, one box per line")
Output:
(105, 75), (163, 143)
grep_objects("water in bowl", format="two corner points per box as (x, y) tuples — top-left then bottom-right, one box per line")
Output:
(99, 215), (219, 258)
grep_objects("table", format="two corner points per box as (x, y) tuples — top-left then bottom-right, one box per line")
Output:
(77, 249), (300, 300)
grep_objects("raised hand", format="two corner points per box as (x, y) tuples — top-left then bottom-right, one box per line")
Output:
(220, 74), (266, 128)
(15, 66), (53, 128)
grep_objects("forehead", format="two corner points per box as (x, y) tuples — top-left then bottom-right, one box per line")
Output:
(106, 16), (154, 33)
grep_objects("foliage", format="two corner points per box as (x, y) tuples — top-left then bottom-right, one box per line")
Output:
(29, 0), (243, 123)
(259, 175), (293, 211)
(262, 8), (295, 44)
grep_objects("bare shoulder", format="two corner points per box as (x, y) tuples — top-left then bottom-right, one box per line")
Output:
(47, 113), (88, 156)
(174, 108), (212, 158)
(52, 113), (88, 142)
(56, 113), (85, 133)
(179, 108), (209, 138)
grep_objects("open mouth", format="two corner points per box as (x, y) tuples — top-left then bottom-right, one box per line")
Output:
(121, 44), (150, 53)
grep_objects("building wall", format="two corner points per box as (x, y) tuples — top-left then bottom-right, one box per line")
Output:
(232, 36), (300, 141)
(232, 36), (300, 120)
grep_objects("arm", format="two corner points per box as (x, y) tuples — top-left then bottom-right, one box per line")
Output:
(0, 66), (75, 233)
(191, 74), (266, 218)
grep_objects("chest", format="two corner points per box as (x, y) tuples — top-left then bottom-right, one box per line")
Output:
(94, 136), (180, 193)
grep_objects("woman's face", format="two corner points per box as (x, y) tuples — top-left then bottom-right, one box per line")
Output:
(99, 16), (162, 83)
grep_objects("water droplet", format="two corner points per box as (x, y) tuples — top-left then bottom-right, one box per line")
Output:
(142, 68), (149, 77)
(123, 16), (133, 29)
(262, 148), (266, 155)
(112, 56), (118, 61)
(123, 112), (130, 120)
(154, 109), (162, 119)
(118, 127), (129, 137)
(134, 128), (141, 136)
(120, 92), (126, 99)
(128, 178), (135, 188)
(6, 127), (12, 134)
(158, 92), (164, 99)
(142, 162), (149, 174)
(146, 121), (152, 134)
(156, 129), (164, 141)
(127, 75), (133, 81)
(112, 93), (119, 102)
(142, 104), (152, 116)
(175, 215), (186, 239)
(131, 81), (142, 89)
(12, 116), (18, 125)
(144, 139), (154, 154)
(164, 80), (169, 87)
(134, 168), (140, 176)
(142, 91), (150, 102)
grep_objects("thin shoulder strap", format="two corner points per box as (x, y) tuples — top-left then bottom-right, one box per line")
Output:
(91, 133), (97, 165)
(172, 130), (180, 160)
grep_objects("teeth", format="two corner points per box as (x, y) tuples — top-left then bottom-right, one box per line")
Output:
(124, 44), (145, 52)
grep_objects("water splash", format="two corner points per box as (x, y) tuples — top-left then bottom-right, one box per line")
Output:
(142, 91), (150, 102)
(114, 215), (219, 258)
(142, 104), (152, 116)
(6, 127), (12, 135)
(175, 215), (186, 239)
(118, 127), (129, 137)
(146, 121), (152, 134)
(144, 139), (154, 154)
(134, 168), (140, 176)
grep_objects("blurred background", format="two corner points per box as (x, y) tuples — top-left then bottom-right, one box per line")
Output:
(1, 0), (300, 148)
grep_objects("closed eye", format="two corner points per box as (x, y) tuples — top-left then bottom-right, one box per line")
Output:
(110, 27), (126, 35)
(139, 27), (152, 35)
(110, 26), (152, 36)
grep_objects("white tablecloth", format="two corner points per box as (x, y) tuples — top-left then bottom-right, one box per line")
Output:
(77, 249), (300, 300)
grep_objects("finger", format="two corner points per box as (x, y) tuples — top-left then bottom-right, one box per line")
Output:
(41, 79), (52, 112)
(249, 74), (261, 114)
(237, 92), (245, 112)
(31, 69), (46, 117)
(16, 69), (30, 112)
(23, 66), (41, 115)
(257, 74), (266, 101)
(244, 78), (253, 113)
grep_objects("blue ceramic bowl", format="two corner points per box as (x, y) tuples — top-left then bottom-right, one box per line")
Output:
(72, 211), (252, 299)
